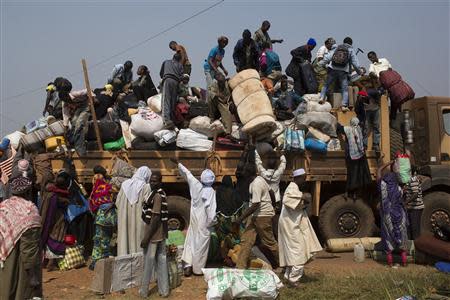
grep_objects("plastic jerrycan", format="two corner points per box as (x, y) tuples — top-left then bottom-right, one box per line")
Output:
(354, 243), (365, 262)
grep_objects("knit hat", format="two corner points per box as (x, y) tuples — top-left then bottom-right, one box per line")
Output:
(10, 176), (32, 195)
(307, 38), (317, 46)
(18, 159), (29, 172)
(358, 90), (369, 97)
(0, 138), (10, 151)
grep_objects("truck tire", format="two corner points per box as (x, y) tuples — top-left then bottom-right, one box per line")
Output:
(421, 192), (450, 234)
(319, 195), (376, 241)
(167, 196), (191, 231)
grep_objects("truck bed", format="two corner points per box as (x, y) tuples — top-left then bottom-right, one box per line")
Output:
(51, 149), (380, 184)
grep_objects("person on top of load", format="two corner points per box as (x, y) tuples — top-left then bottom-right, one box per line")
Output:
(319, 37), (365, 112)
(170, 158), (217, 277)
(43, 82), (63, 119)
(169, 40), (192, 75)
(286, 38), (317, 96)
(273, 75), (302, 113)
(160, 53), (184, 129)
(278, 168), (322, 287)
(367, 51), (392, 78)
(313, 37), (336, 92)
(131, 65), (158, 102)
(232, 29), (260, 73)
(59, 89), (93, 156)
(259, 41), (282, 84)
(208, 72), (233, 136)
(204, 36), (229, 89)
(139, 171), (170, 298)
(253, 20), (283, 51)
(178, 74), (202, 103)
(107, 60), (133, 92)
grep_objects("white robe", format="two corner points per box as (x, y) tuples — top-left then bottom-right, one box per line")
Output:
(278, 182), (322, 267)
(179, 163), (216, 275)
(116, 184), (151, 256)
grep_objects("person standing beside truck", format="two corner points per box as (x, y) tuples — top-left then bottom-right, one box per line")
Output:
(139, 171), (170, 298)
(377, 161), (408, 267)
(204, 36), (229, 90)
(319, 37), (365, 112)
(170, 158), (217, 277)
(403, 166), (425, 240)
(234, 170), (279, 269)
(278, 169), (322, 287)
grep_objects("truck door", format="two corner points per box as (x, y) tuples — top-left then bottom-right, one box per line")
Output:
(440, 106), (450, 164)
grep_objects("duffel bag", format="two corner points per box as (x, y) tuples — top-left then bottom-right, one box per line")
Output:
(22, 120), (65, 153)
(87, 121), (122, 143)
(388, 80), (415, 108)
(300, 62), (318, 94)
(130, 108), (164, 141)
(104, 137), (125, 151)
(283, 128), (305, 152)
(296, 112), (338, 138)
(305, 137), (327, 154)
(188, 101), (209, 118)
(379, 70), (402, 89)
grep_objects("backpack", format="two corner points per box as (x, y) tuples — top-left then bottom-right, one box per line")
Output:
(331, 45), (350, 67)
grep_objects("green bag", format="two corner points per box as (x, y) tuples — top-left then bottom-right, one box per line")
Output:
(103, 137), (125, 151)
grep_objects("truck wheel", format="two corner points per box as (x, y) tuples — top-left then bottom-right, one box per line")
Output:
(319, 195), (376, 241)
(421, 192), (450, 234)
(167, 196), (190, 231)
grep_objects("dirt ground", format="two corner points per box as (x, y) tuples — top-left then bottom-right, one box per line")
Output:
(42, 251), (449, 300)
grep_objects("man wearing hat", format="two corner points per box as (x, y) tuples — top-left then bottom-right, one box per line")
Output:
(278, 169), (322, 287)
(287, 38), (317, 96)
(0, 176), (42, 300)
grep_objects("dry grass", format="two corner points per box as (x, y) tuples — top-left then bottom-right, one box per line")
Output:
(279, 266), (449, 300)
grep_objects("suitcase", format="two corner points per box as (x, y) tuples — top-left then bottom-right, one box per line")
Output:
(188, 101), (209, 118)
(388, 80), (415, 108)
(87, 121), (122, 143)
(379, 70), (402, 89)
(300, 62), (318, 94)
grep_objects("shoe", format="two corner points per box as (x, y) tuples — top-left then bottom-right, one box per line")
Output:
(184, 266), (193, 277)
(341, 106), (350, 112)
(386, 251), (393, 267)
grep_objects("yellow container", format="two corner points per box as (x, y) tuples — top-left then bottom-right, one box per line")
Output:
(45, 136), (66, 152)
(128, 108), (138, 116)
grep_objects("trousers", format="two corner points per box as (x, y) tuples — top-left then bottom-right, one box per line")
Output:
(139, 240), (170, 298)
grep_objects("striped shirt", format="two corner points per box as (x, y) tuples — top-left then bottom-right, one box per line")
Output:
(0, 148), (17, 185)
(404, 176), (424, 210)
(142, 188), (168, 241)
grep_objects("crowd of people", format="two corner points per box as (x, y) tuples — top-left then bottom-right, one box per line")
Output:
(1, 20), (442, 300)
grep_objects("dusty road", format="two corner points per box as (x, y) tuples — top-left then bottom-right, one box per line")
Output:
(42, 251), (448, 300)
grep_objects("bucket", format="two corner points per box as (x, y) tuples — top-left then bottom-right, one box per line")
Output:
(229, 69), (276, 137)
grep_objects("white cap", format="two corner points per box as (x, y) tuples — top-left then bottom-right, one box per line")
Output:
(293, 168), (306, 177)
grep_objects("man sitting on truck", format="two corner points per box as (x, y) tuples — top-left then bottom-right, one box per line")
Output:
(107, 60), (133, 92)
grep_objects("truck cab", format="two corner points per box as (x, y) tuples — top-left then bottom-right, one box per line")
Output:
(402, 97), (450, 233)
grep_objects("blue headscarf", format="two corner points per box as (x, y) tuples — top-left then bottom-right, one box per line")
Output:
(307, 38), (317, 46)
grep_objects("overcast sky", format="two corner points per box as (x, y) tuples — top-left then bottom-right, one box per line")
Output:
(1, 0), (449, 136)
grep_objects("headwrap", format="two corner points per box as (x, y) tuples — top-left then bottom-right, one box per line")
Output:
(0, 196), (41, 263)
(0, 138), (10, 151)
(121, 166), (151, 205)
(307, 38), (317, 46)
(344, 117), (365, 160)
(293, 168), (306, 177)
(17, 159), (30, 178)
(9, 176), (32, 195)
(46, 84), (56, 92)
(200, 169), (216, 226)
(182, 74), (190, 80)
(326, 37), (336, 45)
(90, 177), (113, 213)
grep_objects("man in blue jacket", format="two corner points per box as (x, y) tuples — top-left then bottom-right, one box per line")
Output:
(232, 29), (260, 72)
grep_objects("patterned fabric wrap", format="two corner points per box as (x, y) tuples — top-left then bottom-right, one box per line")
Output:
(90, 178), (113, 213)
(92, 205), (117, 263)
(0, 196), (41, 262)
(379, 172), (408, 251)
(58, 245), (85, 270)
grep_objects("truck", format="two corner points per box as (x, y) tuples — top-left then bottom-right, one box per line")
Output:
(51, 96), (450, 240)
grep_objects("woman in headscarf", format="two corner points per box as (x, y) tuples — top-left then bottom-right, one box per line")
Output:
(0, 176), (42, 300)
(339, 117), (371, 199)
(116, 166), (152, 256)
(40, 171), (71, 271)
(377, 162), (408, 266)
(171, 158), (216, 276)
(89, 167), (116, 270)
